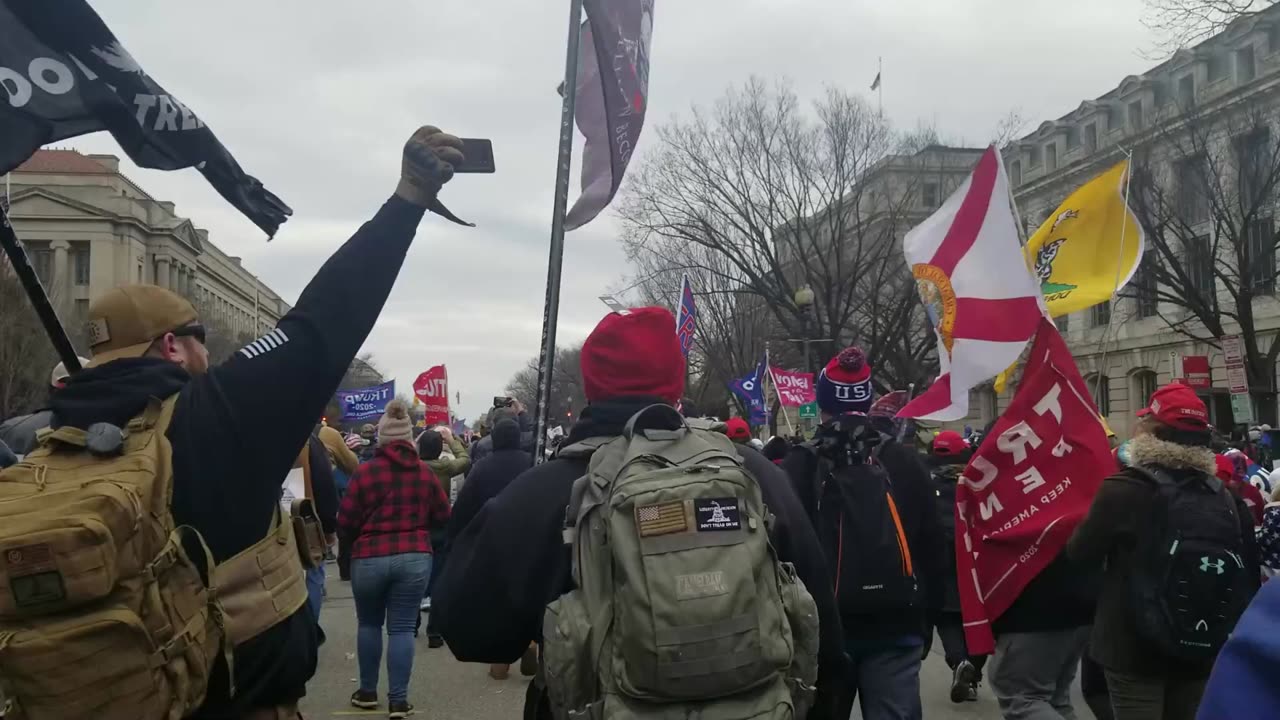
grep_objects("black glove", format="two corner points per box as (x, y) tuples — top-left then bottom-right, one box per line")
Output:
(394, 125), (474, 227)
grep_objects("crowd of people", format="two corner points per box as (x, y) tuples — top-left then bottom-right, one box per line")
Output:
(0, 123), (1278, 720)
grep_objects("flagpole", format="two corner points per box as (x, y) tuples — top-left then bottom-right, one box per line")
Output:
(1092, 150), (1136, 403)
(765, 350), (795, 436)
(0, 202), (82, 375)
(533, 0), (585, 464)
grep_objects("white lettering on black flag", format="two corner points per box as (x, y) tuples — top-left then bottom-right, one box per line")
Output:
(0, 0), (291, 237)
(564, 0), (654, 231)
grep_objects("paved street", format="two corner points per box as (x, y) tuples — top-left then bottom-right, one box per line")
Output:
(302, 569), (1085, 719)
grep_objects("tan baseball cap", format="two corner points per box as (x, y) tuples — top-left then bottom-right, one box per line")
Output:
(85, 285), (199, 368)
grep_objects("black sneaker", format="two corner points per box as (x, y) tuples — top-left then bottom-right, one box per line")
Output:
(950, 660), (979, 704)
(427, 634), (444, 649)
(966, 684), (980, 702)
(388, 701), (415, 718)
(350, 689), (379, 709)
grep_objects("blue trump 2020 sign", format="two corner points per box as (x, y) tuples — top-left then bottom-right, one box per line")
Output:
(336, 381), (395, 422)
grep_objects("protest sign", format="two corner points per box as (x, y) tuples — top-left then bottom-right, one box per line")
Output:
(770, 367), (815, 407)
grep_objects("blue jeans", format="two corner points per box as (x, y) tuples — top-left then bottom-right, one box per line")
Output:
(351, 553), (433, 703)
(834, 637), (924, 720)
(305, 565), (325, 622)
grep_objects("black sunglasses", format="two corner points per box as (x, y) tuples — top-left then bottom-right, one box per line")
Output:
(169, 324), (207, 345)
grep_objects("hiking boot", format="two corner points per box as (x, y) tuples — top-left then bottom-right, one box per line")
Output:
(489, 663), (510, 680)
(388, 700), (415, 718)
(350, 690), (378, 709)
(519, 643), (538, 677)
(427, 634), (444, 649)
(950, 660), (979, 704)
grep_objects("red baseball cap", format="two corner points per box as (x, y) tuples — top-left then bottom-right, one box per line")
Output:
(1214, 454), (1235, 483)
(579, 307), (686, 405)
(724, 417), (751, 441)
(1140, 382), (1209, 431)
(933, 430), (966, 456)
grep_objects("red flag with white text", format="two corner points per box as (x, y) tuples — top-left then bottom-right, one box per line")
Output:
(413, 365), (450, 427)
(769, 367), (815, 407)
(955, 318), (1111, 654)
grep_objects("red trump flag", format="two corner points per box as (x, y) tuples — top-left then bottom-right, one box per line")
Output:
(955, 318), (1112, 654)
(413, 365), (450, 427)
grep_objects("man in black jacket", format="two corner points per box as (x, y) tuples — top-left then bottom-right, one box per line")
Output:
(435, 307), (846, 720)
(43, 124), (466, 720)
(469, 401), (535, 464)
(782, 347), (945, 720)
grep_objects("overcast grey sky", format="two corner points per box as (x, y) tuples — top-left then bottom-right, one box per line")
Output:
(70, 0), (1158, 423)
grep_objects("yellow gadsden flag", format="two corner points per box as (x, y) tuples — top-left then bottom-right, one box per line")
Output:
(1024, 160), (1144, 317)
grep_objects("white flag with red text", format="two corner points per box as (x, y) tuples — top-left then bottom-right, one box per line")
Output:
(898, 146), (1043, 421)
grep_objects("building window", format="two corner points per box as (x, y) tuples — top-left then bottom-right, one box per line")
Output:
(1105, 105), (1121, 132)
(1066, 127), (1081, 150)
(1056, 313), (1070, 333)
(1187, 234), (1216, 299)
(1091, 300), (1112, 327)
(74, 298), (89, 322)
(1236, 127), (1272, 207)
(1088, 374), (1112, 415)
(981, 386), (998, 423)
(25, 243), (52, 284)
(1046, 143), (1058, 171)
(1128, 100), (1144, 131)
(1177, 154), (1210, 225)
(1084, 123), (1098, 152)
(1246, 215), (1276, 293)
(1010, 160), (1022, 186)
(1208, 54), (1228, 82)
(1132, 369), (1158, 410)
(136, 262), (142, 283)
(1028, 145), (1042, 168)
(921, 182), (940, 209)
(1131, 251), (1159, 318)
(1178, 74), (1195, 107)
(1238, 46), (1257, 83)
(1271, 25), (1280, 54)
(71, 245), (90, 286)
(1153, 82), (1170, 107)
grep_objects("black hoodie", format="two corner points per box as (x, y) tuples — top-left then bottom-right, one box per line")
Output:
(447, 419), (531, 541)
(47, 196), (429, 719)
(434, 399), (847, 720)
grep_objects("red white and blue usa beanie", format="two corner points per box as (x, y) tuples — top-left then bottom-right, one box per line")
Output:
(817, 346), (874, 415)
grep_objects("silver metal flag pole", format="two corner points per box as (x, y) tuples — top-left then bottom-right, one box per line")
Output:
(533, 0), (585, 463)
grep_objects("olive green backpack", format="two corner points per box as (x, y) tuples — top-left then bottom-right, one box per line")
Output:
(542, 405), (819, 720)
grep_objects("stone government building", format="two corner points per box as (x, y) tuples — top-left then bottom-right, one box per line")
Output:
(967, 6), (1280, 438)
(5, 149), (289, 350)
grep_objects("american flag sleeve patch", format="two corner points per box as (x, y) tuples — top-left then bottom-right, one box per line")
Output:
(636, 501), (689, 537)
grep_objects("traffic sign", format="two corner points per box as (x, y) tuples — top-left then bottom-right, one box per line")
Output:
(1231, 393), (1255, 425)
(798, 402), (818, 419)
(1227, 365), (1248, 394)
(1222, 335), (1244, 365)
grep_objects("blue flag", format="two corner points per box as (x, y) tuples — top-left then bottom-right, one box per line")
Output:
(728, 357), (768, 426)
(336, 380), (395, 422)
(676, 274), (696, 358)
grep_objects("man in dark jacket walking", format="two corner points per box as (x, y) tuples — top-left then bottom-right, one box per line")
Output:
(35, 125), (466, 719)
(1068, 384), (1260, 720)
(434, 307), (846, 720)
(927, 430), (987, 704)
(783, 347), (945, 720)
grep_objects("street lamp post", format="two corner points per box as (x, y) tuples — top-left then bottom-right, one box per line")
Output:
(791, 287), (835, 433)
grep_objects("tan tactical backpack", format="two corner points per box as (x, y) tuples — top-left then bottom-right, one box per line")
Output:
(542, 405), (819, 720)
(0, 396), (226, 720)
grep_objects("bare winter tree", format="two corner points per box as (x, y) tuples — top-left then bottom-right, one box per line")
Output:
(1143, 0), (1274, 52)
(505, 345), (586, 427)
(1127, 97), (1280, 416)
(617, 77), (943, 394)
(0, 264), (57, 419)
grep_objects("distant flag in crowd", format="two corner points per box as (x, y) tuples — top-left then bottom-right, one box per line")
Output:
(898, 146), (1044, 422)
(0, 0), (290, 236)
(564, 0), (655, 231)
(728, 356), (769, 426)
(451, 418), (468, 436)
(675, 273), (697, 358)
(870, 70), (881, 91)
(1024, 160), (1144, 317)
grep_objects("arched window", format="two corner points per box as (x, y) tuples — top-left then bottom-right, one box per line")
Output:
(1131, 369), (1158, 413)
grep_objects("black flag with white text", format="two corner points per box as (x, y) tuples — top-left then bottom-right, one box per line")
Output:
(0, 0), (291, 236)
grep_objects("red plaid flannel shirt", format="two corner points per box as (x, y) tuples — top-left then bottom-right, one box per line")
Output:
(338, 441), (451, 559)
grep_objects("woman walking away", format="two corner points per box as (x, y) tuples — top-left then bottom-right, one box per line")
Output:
(339, 399), (451, 719)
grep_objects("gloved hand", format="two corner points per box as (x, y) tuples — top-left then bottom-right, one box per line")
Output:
(395, 125), (474, 226)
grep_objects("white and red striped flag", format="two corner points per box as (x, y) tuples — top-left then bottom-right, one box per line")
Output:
(898, 146), (1043, 421)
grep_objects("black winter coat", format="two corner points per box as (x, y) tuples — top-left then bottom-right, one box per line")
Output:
(434, 398), (847, 720)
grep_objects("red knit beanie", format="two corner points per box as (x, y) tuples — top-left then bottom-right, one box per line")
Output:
(580, 307), (686, 404)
